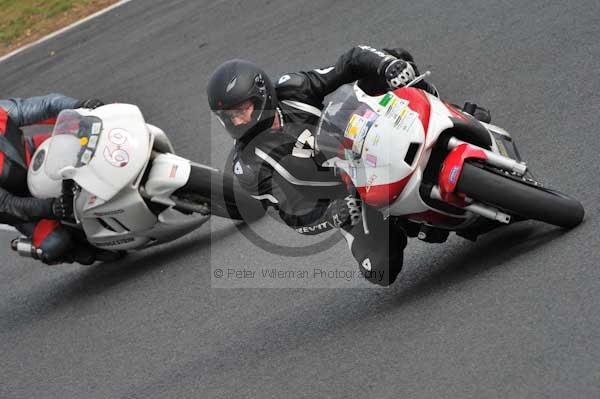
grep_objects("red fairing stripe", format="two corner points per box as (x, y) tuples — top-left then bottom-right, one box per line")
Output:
(358, 175), (412, 207)
(24, 141), (32, 167)
(0, 109), (9, 174)
(0, 108), (8, 134)
(438, 143), (487, 206)
(443, 102), (469, 121)
(340, 171), (353, 191)
(393, 87), (431, 134)
(32, 117), (57, 126)
(32, 219), (61, 248)
(24, 134), (52, 167)
(32, 133), (51, 149)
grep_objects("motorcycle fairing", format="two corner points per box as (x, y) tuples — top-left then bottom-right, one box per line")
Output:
(320, 85), (430, 207)
(52, 104), (151, 201)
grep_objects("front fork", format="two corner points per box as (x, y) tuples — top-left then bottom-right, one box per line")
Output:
(433, 138), (528, 224)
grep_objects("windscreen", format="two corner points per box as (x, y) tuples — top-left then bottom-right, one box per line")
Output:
(315, 85), (379, 164)
(44, 110), (103, 179)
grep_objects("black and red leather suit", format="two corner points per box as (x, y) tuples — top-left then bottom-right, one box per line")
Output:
(0, 94), (98, 264)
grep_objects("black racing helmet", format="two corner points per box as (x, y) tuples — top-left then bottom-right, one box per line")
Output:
(207, 59), (277, 140)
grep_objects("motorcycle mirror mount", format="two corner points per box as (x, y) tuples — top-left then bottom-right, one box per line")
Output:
(404, 70), (431, 88)
(59, 166), (77, 179)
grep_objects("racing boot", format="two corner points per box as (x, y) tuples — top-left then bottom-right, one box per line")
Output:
(343, 206), (407, 286)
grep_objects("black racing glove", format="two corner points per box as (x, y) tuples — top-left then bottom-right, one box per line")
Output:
(383, 59), (416, 89)
(288, 196), (362, 236)
(51, 195), (74, 221)
(326, 195), (362, 229)
(76, 98), (104, 109)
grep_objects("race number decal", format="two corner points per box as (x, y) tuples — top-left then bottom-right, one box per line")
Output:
(103, 128), (131, 167)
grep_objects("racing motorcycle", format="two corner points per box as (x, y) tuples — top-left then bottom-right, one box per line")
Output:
(11, 104), (262, 261)
(314, 74), (584, 244)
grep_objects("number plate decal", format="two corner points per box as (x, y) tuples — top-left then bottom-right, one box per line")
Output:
(103, 128), (132, 167)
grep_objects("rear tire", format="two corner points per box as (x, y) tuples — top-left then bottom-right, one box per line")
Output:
(175, 164), (265, 221)
(456, 163), (584, 228)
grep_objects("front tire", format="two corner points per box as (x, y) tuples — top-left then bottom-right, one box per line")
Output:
(456, 163), (584, 228)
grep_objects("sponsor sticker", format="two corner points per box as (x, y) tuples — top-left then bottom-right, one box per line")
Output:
(365, 173), (377, 192)
(396, 110), (419, 132)
(449, 165), (460, 184)
(352, 137), (365, 154)
(347, 114), (376, 155)
(365, 153), (377, 168)
(357, 120), (373, 142)
(88, 135), (98, 149)
(345, 114), (368, 139)
(371, 133), (381, 146)
(384, 98), (399, 117)
(169, 164), (178, 178)
(295, 222), (329, 234)
(363, 109), (377, 119)
(81, 149), (93, 165)
(495, 139), (510, 158)
(91, 123), (101, 135)
(95, 237), (134, 247)
(385, 98), (411, 121)
(379, 93), (393, 107)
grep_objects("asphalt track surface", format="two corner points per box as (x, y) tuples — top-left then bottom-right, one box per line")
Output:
(1, 1), (599, 398)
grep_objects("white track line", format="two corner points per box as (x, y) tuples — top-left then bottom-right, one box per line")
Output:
(0, 0), (136, 64)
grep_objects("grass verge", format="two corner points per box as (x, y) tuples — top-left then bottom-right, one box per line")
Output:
(0, 0), (120, 57)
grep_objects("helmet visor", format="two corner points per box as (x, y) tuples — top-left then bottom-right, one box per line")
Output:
(217, 95), (268, 129)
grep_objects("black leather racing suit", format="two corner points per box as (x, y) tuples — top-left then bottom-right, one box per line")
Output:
(232, 46), (436, 285)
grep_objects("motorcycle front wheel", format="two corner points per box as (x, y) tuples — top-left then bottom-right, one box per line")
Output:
(456, 162), (584, 228)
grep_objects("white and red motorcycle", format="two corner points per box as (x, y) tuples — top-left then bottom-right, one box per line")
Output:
(12, 104), (262, 261)
(315, 77), (584, 243)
